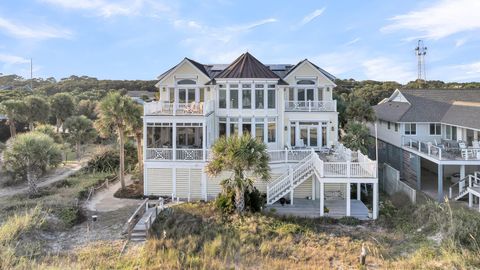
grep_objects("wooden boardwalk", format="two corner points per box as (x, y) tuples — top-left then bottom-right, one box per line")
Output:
(265, 198), (370, 220)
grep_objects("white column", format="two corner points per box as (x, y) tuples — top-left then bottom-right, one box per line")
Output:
(320, 182), (325, 216)
(143, 119), (148, 195)
(202, 122), (206, 161)
(289, 165), (294, 205)
(312, 175), (316, 200)
(295, 122), (300, 146)
(469, 192), (473, 208)
(346, 183), (351, 216)
(287, 122), (291, 146)
(172, 122), (177, 160)
(373, 182), (379, 220)
(474, 131), (478, 141)
(357, 183), (361, 200)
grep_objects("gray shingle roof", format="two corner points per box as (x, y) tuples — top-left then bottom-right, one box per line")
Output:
(374, 89), (480, 129)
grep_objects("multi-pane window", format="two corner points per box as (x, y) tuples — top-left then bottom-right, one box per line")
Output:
(230, 84), (238, 109)
(219, 85), (226, 108)
(219, 117), (227, 137)
(404, 123), (417, 135)
(395, 123), (399, 132)
(229, 117), (239, 135)
(267, 89), (276, 109)
(446, 125), (457, 140)
(242, 84), (251, 109)
(430, 123), (441, 135)
(267, 117), (276, 143)
(255, 118), (264, 142)
(255, 88), (264, 109)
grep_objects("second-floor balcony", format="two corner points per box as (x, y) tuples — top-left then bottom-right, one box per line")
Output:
(402, 136), (480, 162)
(144, 100), (214, 116)
(285, 100), (336, 112)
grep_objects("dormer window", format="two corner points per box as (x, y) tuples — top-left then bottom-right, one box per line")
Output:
(297, 79), (315, 85)
(177, 79), (196, 85)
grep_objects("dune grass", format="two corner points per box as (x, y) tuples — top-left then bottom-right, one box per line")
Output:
(2, 191), (480, 269)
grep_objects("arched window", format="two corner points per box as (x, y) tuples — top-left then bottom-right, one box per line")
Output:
(297, 79), (315, 85)
(177, 79), (196, 85)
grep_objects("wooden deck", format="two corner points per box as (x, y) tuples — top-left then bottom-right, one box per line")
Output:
(265, 198), (370, 220)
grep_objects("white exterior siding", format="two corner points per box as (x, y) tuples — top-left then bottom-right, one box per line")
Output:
(146, 168), (173, 196)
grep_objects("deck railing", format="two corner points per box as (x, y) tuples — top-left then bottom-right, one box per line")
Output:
(448, 172), (480, 199)
(402, 136), (480, 161)
(285, 100), (336, 112)
(144, 100), (214, 116)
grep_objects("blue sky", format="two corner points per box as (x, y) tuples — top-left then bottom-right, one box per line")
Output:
(1, 0), (480, 83)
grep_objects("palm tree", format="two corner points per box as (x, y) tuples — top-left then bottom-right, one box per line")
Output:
(206, 134), (270, 213)
(0, 100), (28, 138)
(126, 103), (144, 179)
(342, 121), (373, 154)
(95, 92), (137, 190)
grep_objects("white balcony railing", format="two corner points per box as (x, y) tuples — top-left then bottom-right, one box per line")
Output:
(402, 136), (480, 161)
(285, 100), (336, 112)
(144, 100), (214, 116)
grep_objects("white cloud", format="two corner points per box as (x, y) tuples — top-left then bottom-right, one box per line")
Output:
(362, 57), (415, 83)
(0, 17), (72, 39)
(0, 54), (30, 64)
(455, 38), (467, 47)
(382, 0), (480, 40)
(173, 18), (278, 62)
(40, 0), (172, 18)
(299, 8), (326, 26)
(344, 37), (360, 46)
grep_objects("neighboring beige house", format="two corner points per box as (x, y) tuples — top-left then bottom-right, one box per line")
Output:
(144, 52), (378, 219)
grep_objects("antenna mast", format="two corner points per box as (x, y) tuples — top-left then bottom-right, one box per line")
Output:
(415, 40), (427, 81)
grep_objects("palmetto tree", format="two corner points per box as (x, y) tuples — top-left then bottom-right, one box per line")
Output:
(126, 103), (144, 178)
(206, 134), (270, 213)
(95, 92), (137, 190)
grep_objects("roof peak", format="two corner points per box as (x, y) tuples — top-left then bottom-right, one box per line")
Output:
(214, 52), (282, 80)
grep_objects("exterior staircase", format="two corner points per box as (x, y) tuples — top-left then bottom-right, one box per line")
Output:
(126, 198), (165, 242)
(449, 172), (480, 201)
(266, 151), (323, 205)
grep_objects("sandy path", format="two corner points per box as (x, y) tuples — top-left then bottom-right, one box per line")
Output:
(86, 175), (142, 212)
(0, 159), (87, 198)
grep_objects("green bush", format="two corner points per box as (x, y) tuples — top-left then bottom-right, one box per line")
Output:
(56, 206), (84, 228)
(245, 187), (266, 212)
(85, 142), (137, 173)
(214, 191), (235, 214)
(338, 216), (361, 226)
(214, 187), (266, 214)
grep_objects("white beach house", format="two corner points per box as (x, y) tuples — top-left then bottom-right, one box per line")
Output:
(143, 52), (378, 219)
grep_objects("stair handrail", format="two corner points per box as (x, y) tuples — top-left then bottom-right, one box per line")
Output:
(266, 152), (315, 203)
(448, 174), (480, 199)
